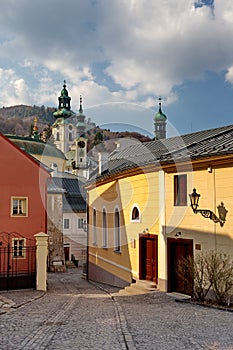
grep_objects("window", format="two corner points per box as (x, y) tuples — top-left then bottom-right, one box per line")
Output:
(102, 208), (107, 248)
(11, 197), (28, 217)
(131, 206), (140, 221)
(114, 209), (121, 252)
(78, 218), (84, 229)
(174, 174), (187, 206)
(93, 209), (97, 245)
(69, 132), (73, 141)
(64, 218), (70, 229)
(13, 238), (25, 258)
(56, 132), (60, 141)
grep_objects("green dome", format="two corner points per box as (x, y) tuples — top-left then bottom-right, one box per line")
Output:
(154, 109), (167, 121)
(61, 87), (68, 97)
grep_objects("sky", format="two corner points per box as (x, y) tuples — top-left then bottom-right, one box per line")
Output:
(0, 0), (233, 138)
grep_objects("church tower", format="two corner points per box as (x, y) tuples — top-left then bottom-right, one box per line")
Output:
(74, 96), (88, 178)
(64, 95), (89, 178)
(52, 81), (75, 153)
(154, 97), (167, 140)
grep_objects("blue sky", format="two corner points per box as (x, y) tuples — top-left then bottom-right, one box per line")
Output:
(0, 0), (233, 137)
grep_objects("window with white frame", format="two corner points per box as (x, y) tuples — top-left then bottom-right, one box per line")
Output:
(78, 218), (84, 229)
(114, 208), (121, 252)
(102, 208), (107, 248)
(13, 238), (25, 258)
(174, 174), (187, 206)
(11, 197), (28, 217)
(131, 205), (140, 222)
(64, 218), (70, 229)
(93, 209), (97, 245)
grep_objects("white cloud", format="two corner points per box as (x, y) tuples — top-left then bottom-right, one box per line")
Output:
(0, 68), (31, 106)
(0, 0), (233, 112)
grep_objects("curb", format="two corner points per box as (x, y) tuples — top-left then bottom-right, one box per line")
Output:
(0, 291), (46, 315)
(175, 298), (233, 313)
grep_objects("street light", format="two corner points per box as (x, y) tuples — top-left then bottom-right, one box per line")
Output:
(189, 188), (228, 227)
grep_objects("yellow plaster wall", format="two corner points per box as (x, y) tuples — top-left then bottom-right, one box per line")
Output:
(165, 167), (233, 256)
(88, 171), (160, 283)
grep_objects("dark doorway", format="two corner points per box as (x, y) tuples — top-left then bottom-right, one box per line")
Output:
(167, 238), (193, 295)
(64, 246), (70, 261)
(139, 234), (158, 283)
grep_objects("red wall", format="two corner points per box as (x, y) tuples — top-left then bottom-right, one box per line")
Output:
(0, 135), (50, 240)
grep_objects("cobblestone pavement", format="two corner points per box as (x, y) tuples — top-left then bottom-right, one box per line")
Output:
(0, 270), (233, 350)
(114, 292), (233, 350)
(0, 270), (127, 350)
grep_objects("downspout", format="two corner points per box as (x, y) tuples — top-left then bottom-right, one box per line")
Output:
(86, 190), (89, 280)
(213, 168), (217, 251)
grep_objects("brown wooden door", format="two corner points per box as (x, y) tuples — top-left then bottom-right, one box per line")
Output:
(64, 247), (70, 261)
(167, 238), (193, 295)
(139, 234), (158, 283)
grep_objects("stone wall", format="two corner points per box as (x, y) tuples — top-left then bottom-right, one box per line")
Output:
(47, 193), (66, 272)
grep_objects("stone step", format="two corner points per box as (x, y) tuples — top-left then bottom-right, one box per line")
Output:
(65, 261), (77, 268)
(119, 279), (157, 295)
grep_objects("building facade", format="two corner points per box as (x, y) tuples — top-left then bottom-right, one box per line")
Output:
(0, 133), (50, 288)
(86, 124), (233, 293)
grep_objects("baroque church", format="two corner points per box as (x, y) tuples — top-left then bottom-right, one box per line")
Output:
(51, 82), (168, 179)
(52, 81), (90, 179)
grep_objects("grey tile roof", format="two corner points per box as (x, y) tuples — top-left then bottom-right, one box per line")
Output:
(87, 124), (233, 183)
(49, 175), (86, 212)
(63, 196), (86, 212)
(51, 177), (85, 196)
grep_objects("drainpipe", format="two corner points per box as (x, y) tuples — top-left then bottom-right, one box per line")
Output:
(86, 190), (89, 280)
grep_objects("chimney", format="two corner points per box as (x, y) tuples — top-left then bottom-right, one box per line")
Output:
(51, 163), (58, 177)
(98, 152), (108, 175)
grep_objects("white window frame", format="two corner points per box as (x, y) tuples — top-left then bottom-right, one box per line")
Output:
(93, 208), (97, 246)
(12, 238), (26, 258)
(114, 208), (121, 253)
(11, 197), (28, 217)
(64, 218), (70, 229)
(102, 208), (107, 248)
(78, 218), (84, 229)
(130, 204), (141, 222)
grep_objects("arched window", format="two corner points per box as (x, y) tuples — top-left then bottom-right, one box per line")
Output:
(56, 132), (60, 141)
(69, 132), (73, 141)
(93, 209), (97, 245)
(114, 208), (121, 252)
(102, 208), (107, 247)
(131, 206), (140, 221)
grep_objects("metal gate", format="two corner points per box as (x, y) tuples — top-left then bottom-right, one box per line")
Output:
(0, 232), (36, 291)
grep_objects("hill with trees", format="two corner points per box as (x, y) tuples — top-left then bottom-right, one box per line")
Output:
(0, 104), (152, 149)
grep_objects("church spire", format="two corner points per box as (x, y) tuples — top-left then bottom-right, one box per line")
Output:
(79, 95), (83, 114)
(31, 117), (39, 140)
(53, 81), (75, 120)
(154, 97), (167, 140)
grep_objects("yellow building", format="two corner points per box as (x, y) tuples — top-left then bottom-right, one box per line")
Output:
(86, 124), (233, 292)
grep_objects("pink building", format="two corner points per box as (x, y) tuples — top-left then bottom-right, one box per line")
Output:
(0, 133), (50, 290)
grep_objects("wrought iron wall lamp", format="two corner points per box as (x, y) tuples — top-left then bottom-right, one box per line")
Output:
(189, 188), (228, 227)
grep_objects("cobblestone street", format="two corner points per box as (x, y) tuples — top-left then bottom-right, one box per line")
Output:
(0, 270), (232, 350)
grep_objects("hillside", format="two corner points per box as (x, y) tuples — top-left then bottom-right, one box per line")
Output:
(0, 105), (152, 148)
(0, 105), (55, 135)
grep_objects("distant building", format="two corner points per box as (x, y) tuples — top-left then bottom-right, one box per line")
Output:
(52, 82), (90, 179)
(48, 173), (87, 266)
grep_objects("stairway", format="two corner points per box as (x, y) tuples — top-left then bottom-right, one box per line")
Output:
(65, 260), (77, 269)
(119, 279), (157, 295)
